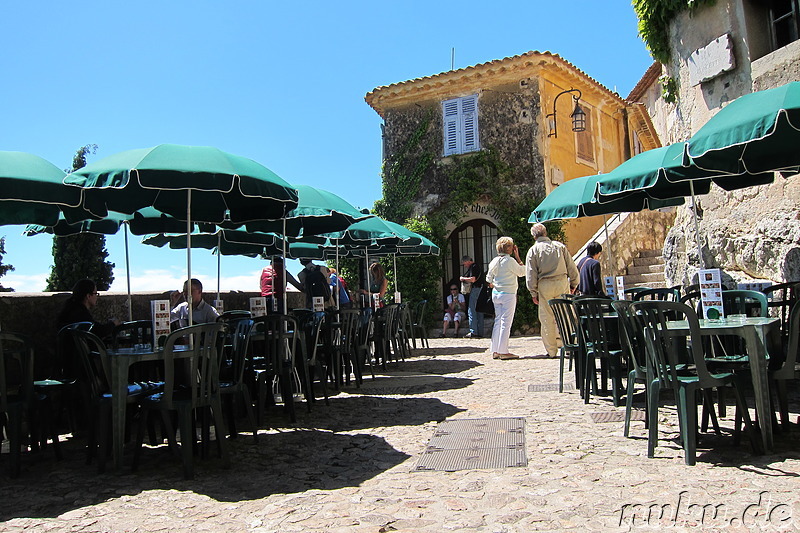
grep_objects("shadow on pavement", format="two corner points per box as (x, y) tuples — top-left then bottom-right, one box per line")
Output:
(399, 358), (483, 375)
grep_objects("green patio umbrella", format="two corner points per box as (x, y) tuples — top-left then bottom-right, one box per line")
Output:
(64, 144), (298, 324)
(243, 184), (371, 237)
(0, 151), (86, 226)
(596, 143), (774, 269)
(529, 173), (683, 223)
(686, 81), (800, 175)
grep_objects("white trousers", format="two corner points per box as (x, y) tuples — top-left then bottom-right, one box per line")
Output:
(490, 291), (518, 355)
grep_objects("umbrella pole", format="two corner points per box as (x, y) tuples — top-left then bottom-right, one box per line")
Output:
(335, 239), (340, 310)
(365, 248), (371, 308)
(282, 218), (288, 315)
(393, 253), (398, 300)
(124, 222), (133, 322)
(187, 189), (193, 328)
(601, 215), (617, 279)
(217, 232), (221, 302)
(689, 180), (705, 271)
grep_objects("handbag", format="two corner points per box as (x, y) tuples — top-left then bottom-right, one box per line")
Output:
(475, 283), (494, 315)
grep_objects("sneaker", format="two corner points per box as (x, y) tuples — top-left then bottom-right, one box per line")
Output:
(499, 353), (519, 360)
(465, 332), (481, 339)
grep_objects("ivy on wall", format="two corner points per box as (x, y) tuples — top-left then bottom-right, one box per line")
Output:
(633, 0), (715, 64)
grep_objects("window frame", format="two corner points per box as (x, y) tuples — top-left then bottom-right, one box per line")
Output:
(442, 94), (481, 156)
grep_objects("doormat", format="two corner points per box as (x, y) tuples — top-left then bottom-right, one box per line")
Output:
(527, 383), (576, 392)
(590, 410), (646, 423)
(414, 417), (527, 472)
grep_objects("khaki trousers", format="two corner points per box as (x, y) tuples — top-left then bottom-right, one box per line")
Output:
(538, 277), (570, 357)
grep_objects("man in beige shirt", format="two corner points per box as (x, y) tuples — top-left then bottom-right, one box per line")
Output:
(525, 223), (579, 357)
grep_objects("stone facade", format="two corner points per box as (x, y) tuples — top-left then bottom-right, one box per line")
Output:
(629, 0), (800, 286)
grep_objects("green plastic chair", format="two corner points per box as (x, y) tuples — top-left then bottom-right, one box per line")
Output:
(611, 300), (650, 437)
(549, 298), (582, 394)
(631, 300), (760, 465)
(573, 298), (625, 407)
(771, 302), (800, 430)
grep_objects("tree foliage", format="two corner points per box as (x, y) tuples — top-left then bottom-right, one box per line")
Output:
(46, 145), (115, 292)
(633, 0), (715, 64)
(0, 237), (15, 292)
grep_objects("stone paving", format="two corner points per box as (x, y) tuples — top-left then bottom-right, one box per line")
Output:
(2, 335), (800, 532)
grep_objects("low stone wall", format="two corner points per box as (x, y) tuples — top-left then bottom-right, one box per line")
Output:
(0, 290), (306, 378)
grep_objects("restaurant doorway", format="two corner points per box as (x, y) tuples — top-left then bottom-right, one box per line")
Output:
(444, 219), (498, 290)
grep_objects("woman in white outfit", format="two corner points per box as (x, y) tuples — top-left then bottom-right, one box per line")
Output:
(485, 236), (526, 360)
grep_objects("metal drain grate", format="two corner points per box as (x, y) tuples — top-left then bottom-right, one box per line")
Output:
(590, 410), (646, 423)
(527, 383), (576, 392)
(415, 417), (527, 472)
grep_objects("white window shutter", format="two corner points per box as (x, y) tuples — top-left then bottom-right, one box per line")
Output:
(442, 99), (460, 156)
(461, 95), (479, 152)
(442, 95), (479, 156)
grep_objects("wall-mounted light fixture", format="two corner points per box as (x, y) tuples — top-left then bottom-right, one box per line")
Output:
(546, 88), (586, 138)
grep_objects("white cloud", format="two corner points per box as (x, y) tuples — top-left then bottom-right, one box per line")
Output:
(2, 272), (49, 293)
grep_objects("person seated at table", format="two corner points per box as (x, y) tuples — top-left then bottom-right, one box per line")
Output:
(328, 267), (352, 308)
(359, 262), (389, 308)
(441, 285), (466, 337)
(260, 256), (303, 314)
(57, 278), (121, 339)
(170, 278), (220, 329)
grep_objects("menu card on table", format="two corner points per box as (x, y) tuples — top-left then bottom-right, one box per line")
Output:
(214, 299), (224, 315)
(604, 276), (616, 298)
(151, 300), (171, 346)
(312, 296), (325, 312)
(699, 268), (724, 319)
(615, 276), (626, 300)
(250, 297), (267, 317)
(394, 291), (402, 303)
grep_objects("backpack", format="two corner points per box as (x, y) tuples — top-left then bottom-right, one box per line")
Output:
(304, 265), (332, 303)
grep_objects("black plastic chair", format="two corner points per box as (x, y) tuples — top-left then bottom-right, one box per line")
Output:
(333, 308), (362, 388)
(219, 318), (257, 443)
(0, 332), (60, 477)
(573, 298), (625, 407)
(410, 300), (429, 349)
(631, 287), (681, 302)
(251, 314), (300, 425)
(631, 300), (760, 465)
(771, 302), (800, 430)
(69, 329), (162, 473)
(548, 298), (582, 393)
(132, 323), (229, 479)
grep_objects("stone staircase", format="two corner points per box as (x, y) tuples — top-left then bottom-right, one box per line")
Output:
(623, 249), (666, 289)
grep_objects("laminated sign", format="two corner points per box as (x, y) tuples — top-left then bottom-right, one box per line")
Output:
(250, 297), (267, 317)
(151, 300), (171, 346)
(699, 268), (724, 319)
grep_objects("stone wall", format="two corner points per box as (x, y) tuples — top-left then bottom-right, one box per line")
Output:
(0, 290), (305, 378)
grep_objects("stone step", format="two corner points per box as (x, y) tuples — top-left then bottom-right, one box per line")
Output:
(638, 249), (663, 258)
(632, 255), (664, 268)
(625, 280), (667, 290)
(623, 272), (666, 285)
(627, 264), (665, 275)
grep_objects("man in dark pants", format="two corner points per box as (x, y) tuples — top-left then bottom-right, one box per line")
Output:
(460, 255), (485, 338)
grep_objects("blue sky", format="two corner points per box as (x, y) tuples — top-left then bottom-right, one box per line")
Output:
(1, 1), (653, 293)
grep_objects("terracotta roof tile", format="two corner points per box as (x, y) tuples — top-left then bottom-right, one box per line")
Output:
(365, 50), (625, 116)
(627, 62), (662, 102)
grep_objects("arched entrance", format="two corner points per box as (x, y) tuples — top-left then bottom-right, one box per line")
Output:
(444, 219), (498, 289)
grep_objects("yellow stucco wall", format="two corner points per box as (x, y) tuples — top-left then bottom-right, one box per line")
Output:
(537, 70), (629, 255)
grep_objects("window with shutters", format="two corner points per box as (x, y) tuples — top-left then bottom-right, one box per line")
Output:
(575, 105), (594, 164)
(770, 0), (800, 50)
(442, 95), (480, 156)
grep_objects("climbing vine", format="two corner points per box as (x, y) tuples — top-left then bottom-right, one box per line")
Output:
(633, 0), (716, 64)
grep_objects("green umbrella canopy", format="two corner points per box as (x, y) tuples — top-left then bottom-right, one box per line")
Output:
(320, 216), (413, 245)
(529, 173), (683, 223)
(63, 144), (298, 224)
(0, 151), (85, 226)
(686, 81), (800, 174)
(142, 229), (284, 257)
(24, 207), (217, 237)
(243, 184), (371, 237)
(596, 143), (773, 201)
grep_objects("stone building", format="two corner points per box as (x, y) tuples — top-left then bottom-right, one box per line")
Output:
(627, 0), (800, 285)
(365, 51), (645, 291)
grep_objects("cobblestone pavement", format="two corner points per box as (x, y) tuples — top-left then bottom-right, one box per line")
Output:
(2, 335), (799, 532)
